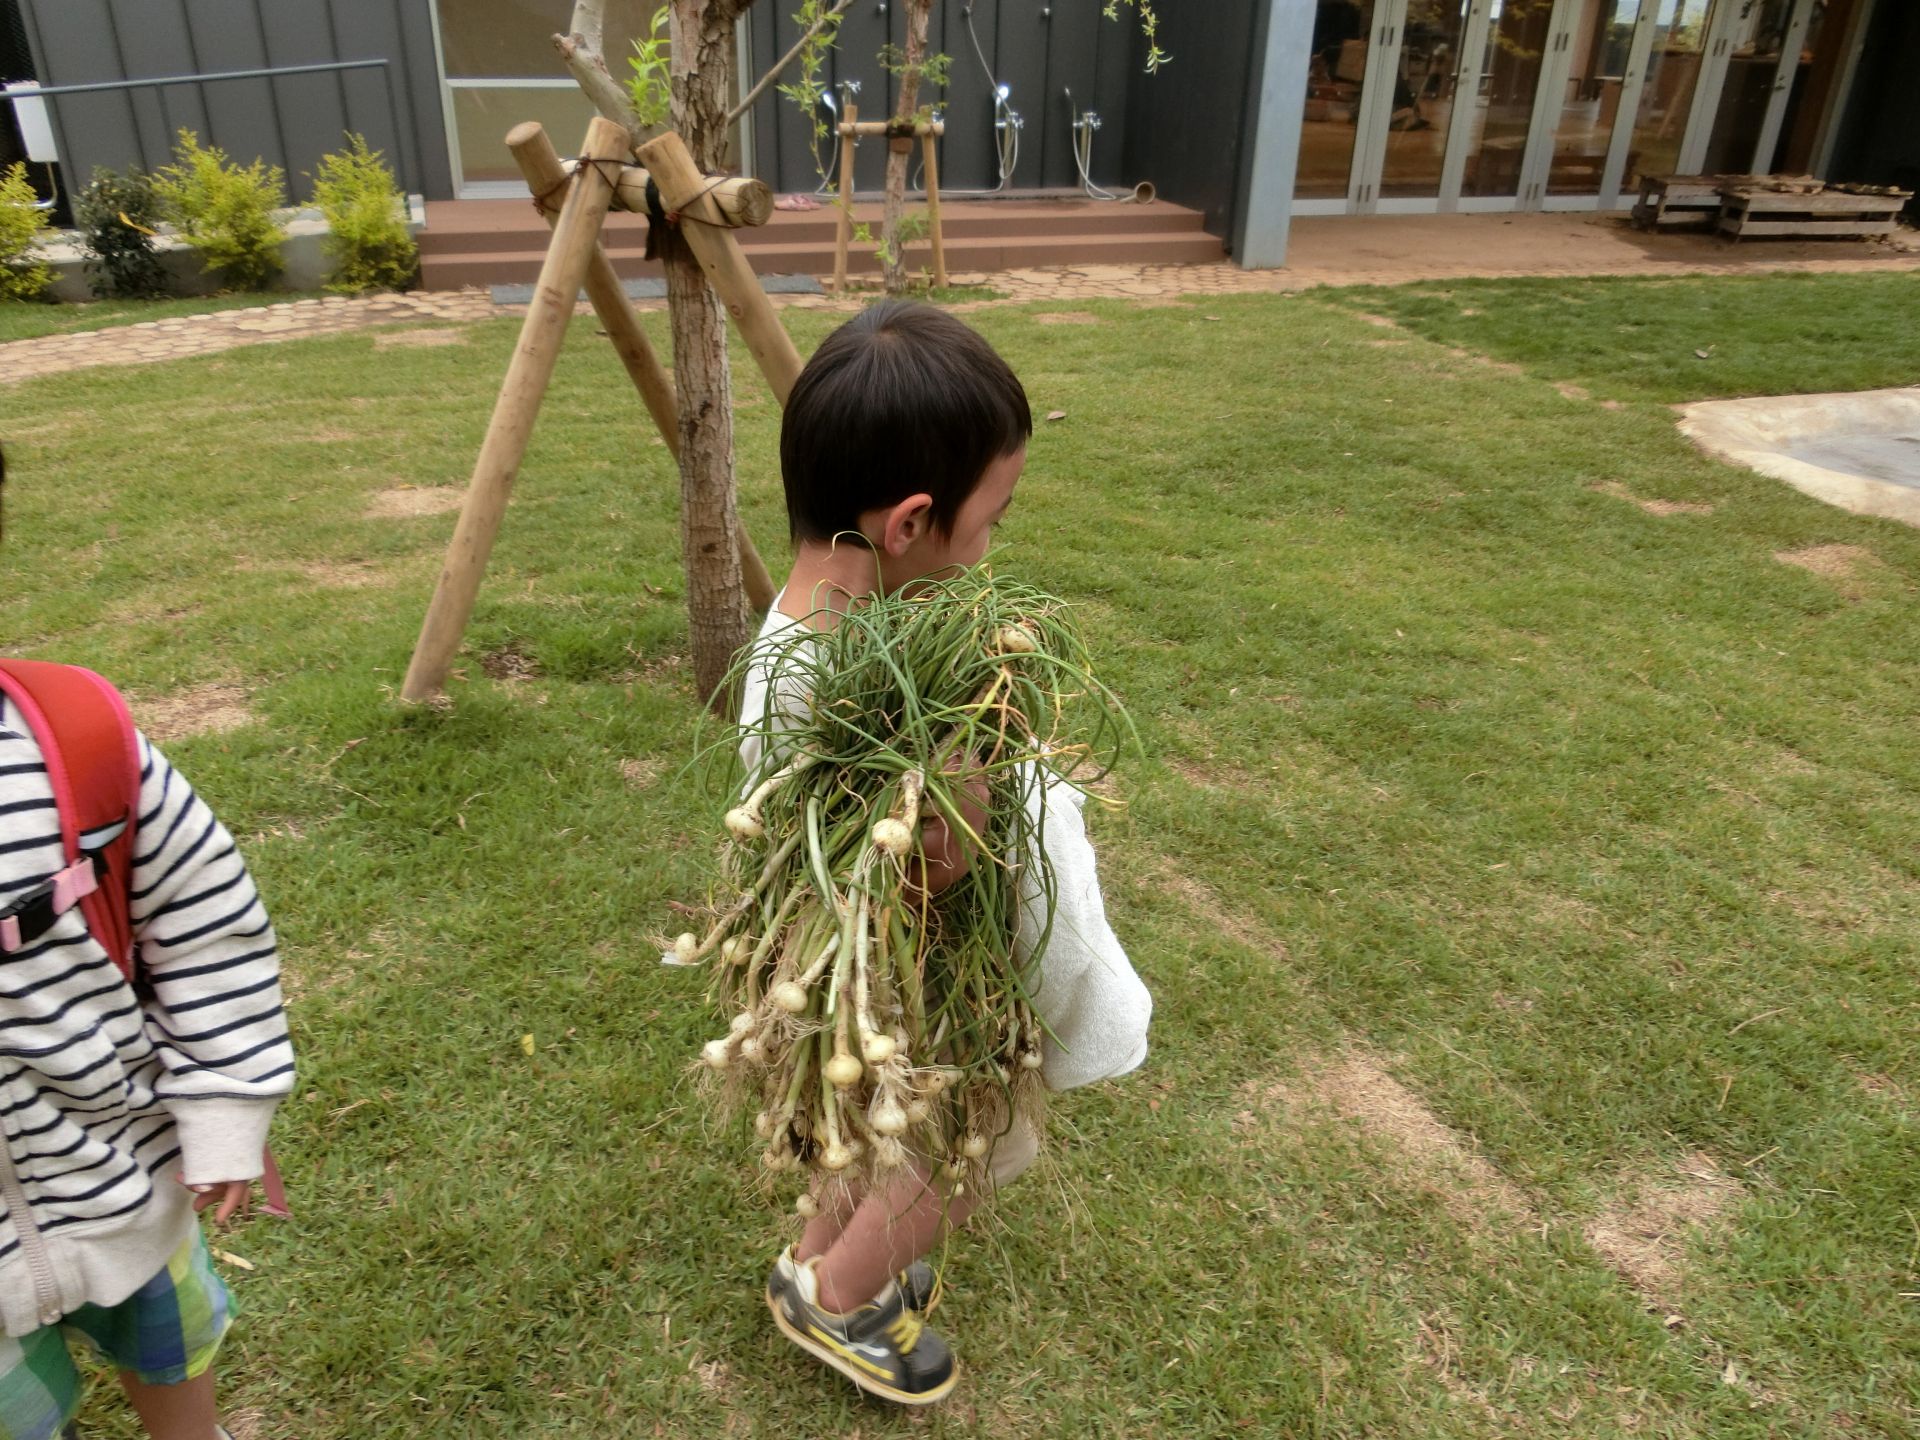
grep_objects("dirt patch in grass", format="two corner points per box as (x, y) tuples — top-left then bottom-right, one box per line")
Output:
(1148, 856), (1276, 958)
(373, 327), (470, 349)
(480, 644), (540, 683)
(1584, 1152), (1738, 1307)
(367, 485), (465, 518)
(1033, 311), (1101, 326)
(1256, 1052), (1537, 1229)
(619, 756), (664, 789)
(1355, 312), (1403, 329)
(132, 684), (255, 742)
(1593, 480), (1715, 516)
(1555, 381), (1626, 410)
(1773, 544), (1878, 596)
(300, 560), (393, 589)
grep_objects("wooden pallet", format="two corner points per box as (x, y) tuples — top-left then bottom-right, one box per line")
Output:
(1632, 174), (1726, 230)
(1718, 185), (1911, 240)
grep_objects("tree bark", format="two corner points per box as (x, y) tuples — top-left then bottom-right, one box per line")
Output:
(667, 0), (754, 710)
(881, 0), (934, 297)
(555, 0), (657, 146)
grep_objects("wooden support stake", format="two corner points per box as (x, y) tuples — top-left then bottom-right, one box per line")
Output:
(921, 128), (947, 289)
(510, 123), (775, 612)
(638, 129), (806, 406)
(401, 116), (630, 703)
(834, 102), (857, 294)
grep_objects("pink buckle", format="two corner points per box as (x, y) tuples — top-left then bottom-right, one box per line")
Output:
(49, 855), (98, 914)
(0, 915), (17, 951)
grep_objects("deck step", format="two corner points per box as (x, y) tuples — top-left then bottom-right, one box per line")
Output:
(416, 195), (1226, 290)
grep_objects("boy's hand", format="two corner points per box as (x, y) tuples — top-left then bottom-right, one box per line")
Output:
(910, 768), (989, 899)
(185, 1179), (252, 1225)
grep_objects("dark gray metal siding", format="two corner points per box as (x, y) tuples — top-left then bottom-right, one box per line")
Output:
(745, 1), (1135, 196)
(1829, 0), (1920, 220)
(1119, 0), (1264, 246)
(17, 0), (451, 201)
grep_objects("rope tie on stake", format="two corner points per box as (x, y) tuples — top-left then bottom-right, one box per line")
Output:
(532, 155), (626, 219)
(643, 173), (738, 258)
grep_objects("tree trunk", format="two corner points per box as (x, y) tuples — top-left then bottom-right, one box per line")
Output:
(881, 0), (934, 297)
(668, 0), (754, 710)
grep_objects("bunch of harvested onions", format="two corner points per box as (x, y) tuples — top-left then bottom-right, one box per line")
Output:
(668, 571), (1130, 1205)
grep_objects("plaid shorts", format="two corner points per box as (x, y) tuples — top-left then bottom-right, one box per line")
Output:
(0, 1227), (231, 1440)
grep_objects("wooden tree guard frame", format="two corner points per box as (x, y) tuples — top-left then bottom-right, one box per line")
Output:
(831, 117), (948, 291)
(400, 117), (800, 703)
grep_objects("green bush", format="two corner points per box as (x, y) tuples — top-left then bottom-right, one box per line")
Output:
(74, 165), (170, 299)
(0, 162), (53, 301)
(312, 133), (417, 293)
(154, 129), (287, 289)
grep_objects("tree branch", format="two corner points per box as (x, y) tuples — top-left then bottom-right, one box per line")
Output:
(553, 0), (647, 144)
(726, 0), (853, 127)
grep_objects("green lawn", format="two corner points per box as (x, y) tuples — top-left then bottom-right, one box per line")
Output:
(0, 291), (316, 343)
(3, 274), (1916, 1438)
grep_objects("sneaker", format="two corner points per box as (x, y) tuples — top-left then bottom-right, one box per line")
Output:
(765, 1253), (958, 1405)
(768, 1246), (939, 1313)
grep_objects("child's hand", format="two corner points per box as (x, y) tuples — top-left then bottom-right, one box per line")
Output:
(184, 1178), (253, 1225)
(911, 767), (989, 899)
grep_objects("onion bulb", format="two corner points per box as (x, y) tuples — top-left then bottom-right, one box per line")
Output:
(795, 1193), (819, 1219)
(870, 817), (913, 857)
(905, 1099), (931, 1126)
(994, 624), (1038, 654)
(739, 1036), (765, 1064)
(821, 1143), (854, 1172)
(673, 932), (699, 965)
(721, 936), (749, 967)
(729, 1011), (755, 1036)
(701, 1038), (732, 1070)
(1020, 1050), (1045, 1070)
(772, 981), (809, 1014)
(960, 1133), (990, 1160)
(870, 1099), (909, 1137)
(754, 1110), (776, 1139)
(723, 807), (763, 841)
(861, 1032), (897, 1065)
(824, 1052), (864, 1088)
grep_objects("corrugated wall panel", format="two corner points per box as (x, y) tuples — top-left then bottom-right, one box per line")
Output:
(20, 0), (451, 200)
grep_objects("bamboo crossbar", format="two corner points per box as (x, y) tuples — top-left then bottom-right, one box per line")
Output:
(549, 160), (774, 228)
(835, 120), (945, 137)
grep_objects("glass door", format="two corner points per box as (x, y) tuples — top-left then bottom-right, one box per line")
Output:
(1698, 0), (1812, 174)
(1539, 0), (1648, 198)
(1375, 1), (1478, 200)
(1296, 1), (1389, 205)
(1620, 0), (1715, 186)
(1454, 0), (1559, 204)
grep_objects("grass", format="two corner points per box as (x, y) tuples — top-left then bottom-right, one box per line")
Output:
(1322, 270), (1920, 403)
(0, 291), (317, 343)
(3, 273), (1917, 1438)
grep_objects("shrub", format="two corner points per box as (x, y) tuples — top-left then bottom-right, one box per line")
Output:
(154, 129), (287, 289)
(74, 166), (169, 299)
(0, 161), (53, 301)
(312, 133), (417, 293)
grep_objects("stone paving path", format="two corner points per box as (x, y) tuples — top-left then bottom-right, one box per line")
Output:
(4, 213), (1916, 383)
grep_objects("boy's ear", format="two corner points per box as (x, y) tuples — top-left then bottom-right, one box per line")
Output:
(877, 493), (936, 556)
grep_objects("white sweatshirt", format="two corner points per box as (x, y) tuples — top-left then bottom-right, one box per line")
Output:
(738, 601), (1152, 1091)
(1, 702), (293, 1335)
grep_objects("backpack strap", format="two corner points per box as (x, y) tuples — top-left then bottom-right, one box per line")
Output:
(0, 660), (140, 979)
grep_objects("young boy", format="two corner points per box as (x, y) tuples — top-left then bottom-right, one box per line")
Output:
(0, 448), (295, 1440)
(740, 303), (1153, 1405)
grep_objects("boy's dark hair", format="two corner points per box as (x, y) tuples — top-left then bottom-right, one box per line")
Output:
(780, 301), (1031, 542)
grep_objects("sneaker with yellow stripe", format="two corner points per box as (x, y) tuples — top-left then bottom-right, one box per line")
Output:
(765, 1252), (958, 1405)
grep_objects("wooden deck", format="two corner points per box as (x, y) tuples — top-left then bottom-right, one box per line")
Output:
(416, 193), (1226, 290)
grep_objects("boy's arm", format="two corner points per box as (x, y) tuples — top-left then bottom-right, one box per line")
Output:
(128, 733), (294, 1186)
(1019, 772), (1152, 1091)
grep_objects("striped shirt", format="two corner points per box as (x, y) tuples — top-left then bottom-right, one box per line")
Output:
(1, 696), (292, 1333)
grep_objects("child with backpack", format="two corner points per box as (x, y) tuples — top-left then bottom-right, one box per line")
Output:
(0, 447), (294, 1440)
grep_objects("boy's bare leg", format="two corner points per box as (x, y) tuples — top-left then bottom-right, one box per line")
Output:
(796, 1176), (864, 1261)
(813, 1164), (979, 1313)
(118, 1369), (220, 1440)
